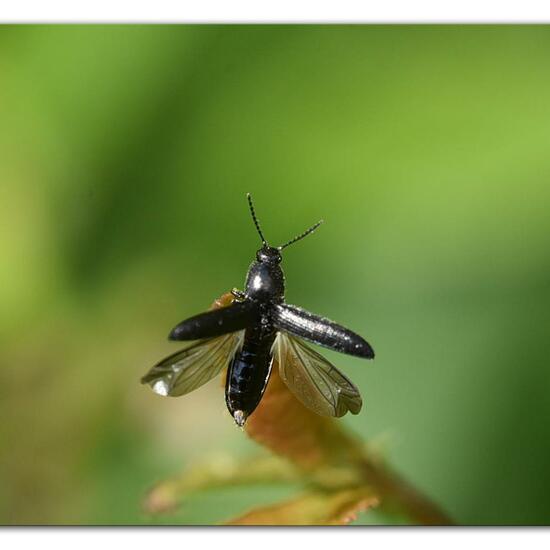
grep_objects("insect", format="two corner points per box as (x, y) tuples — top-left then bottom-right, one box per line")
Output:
(141, 194), (374, 427)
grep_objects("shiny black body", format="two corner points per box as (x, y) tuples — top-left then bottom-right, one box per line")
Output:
(168, 248), (374, 426)
(166, 195), (374, 426)
(225, 323), (276, 419)
(224, 247), (284, 420)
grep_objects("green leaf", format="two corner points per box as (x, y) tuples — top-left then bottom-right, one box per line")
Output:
(226, 489), (379, 526)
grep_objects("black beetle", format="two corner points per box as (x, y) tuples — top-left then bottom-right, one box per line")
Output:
(142, 194), (374, 427)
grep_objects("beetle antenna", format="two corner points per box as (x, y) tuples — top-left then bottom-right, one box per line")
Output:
(247, 193), (267, 246)
(278, 219), (324, 250)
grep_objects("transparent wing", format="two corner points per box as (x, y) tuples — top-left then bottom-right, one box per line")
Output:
(273, 332), (362, 417)
(141, 331), (244, 397)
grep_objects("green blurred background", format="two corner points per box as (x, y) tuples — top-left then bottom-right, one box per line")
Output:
(1, 24), (550, 525)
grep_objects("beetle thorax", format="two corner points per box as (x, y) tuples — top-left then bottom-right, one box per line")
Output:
(245, 260), (285, 302)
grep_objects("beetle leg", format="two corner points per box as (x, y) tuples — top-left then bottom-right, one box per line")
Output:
(231, 288), (247, 302)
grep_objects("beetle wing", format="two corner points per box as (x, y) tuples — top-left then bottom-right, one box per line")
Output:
(273, 332), (362, 417)
(169, 300), (259, 341)
(142, 331), (244, 397)
(272, 303), (374, 359)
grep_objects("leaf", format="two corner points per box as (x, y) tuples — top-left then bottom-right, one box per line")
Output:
(210, 292), (236, 310)
(143, 454), (300, 515)
(226, 488), (379, 526)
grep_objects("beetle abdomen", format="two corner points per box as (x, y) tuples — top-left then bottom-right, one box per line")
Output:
(225, 326), (275, 426)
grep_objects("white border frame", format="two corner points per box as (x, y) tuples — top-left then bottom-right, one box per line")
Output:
(1, 1), (550, 23)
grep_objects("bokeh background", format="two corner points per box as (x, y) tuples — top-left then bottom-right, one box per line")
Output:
(1, 25), (550, 525)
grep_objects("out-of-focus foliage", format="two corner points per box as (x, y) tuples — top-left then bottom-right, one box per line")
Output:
(1, 25), (550, 525)
(228, 490), (379, 526)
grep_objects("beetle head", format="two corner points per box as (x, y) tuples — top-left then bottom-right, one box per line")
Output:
(256, 245), (282, 264)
